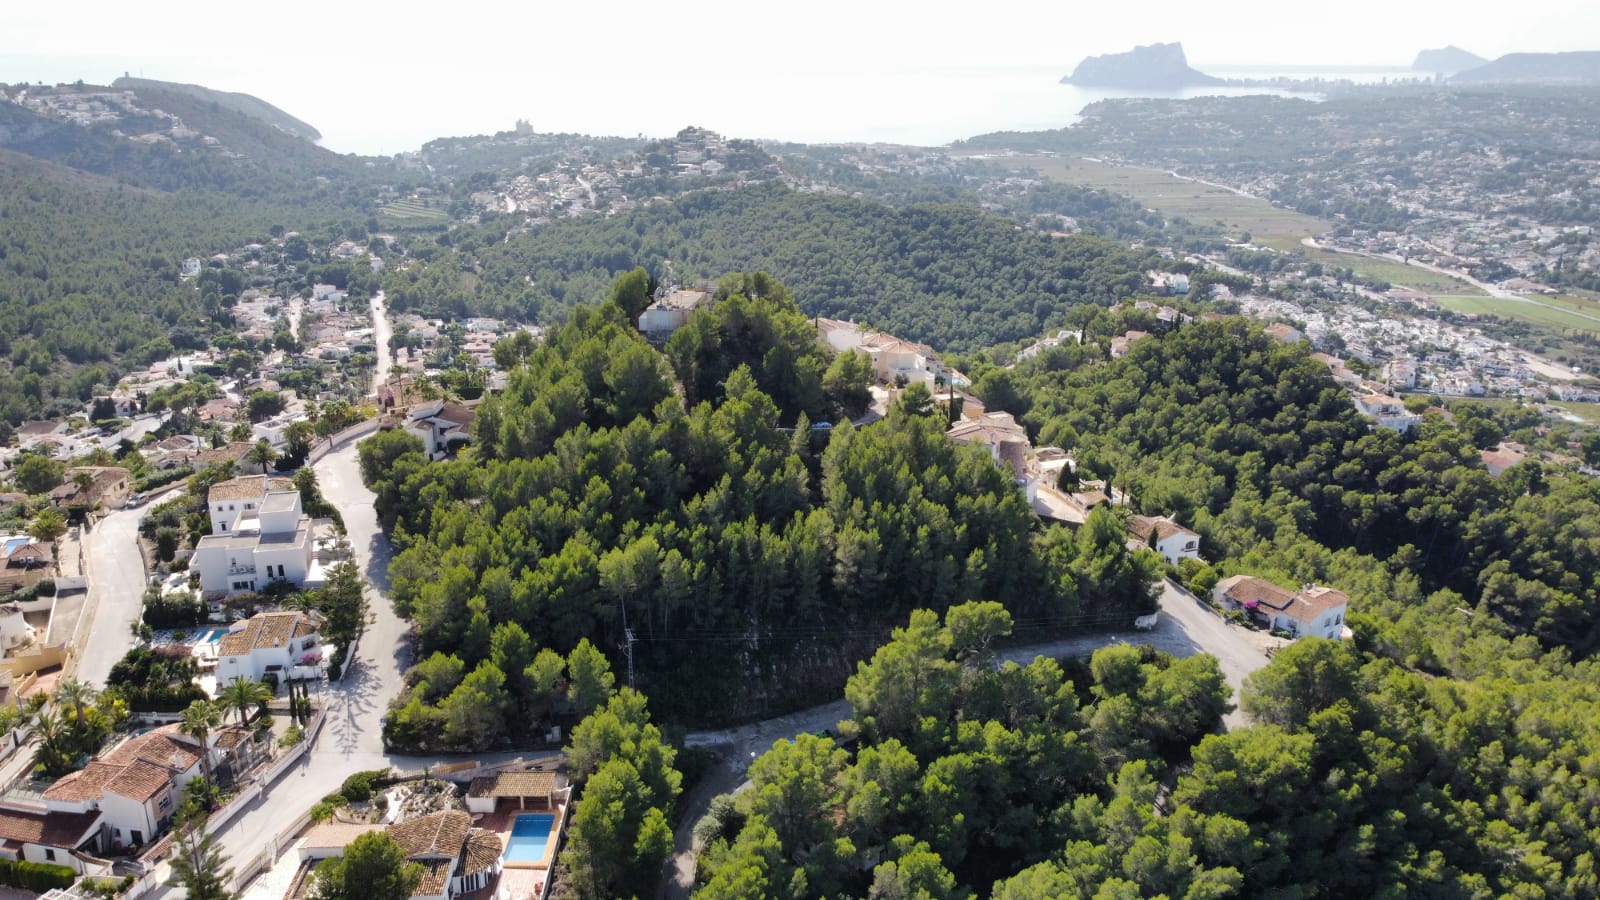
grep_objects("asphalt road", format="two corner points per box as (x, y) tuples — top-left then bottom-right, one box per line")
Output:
(665, 580), (1270, 896)
(75, 501), (165, 687)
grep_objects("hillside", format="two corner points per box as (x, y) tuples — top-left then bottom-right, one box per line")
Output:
(0, 82), (394, 202)
(1412, 45), (1487, 73)
(1452, 50), (1600, 84)
(1061, 42), (1223, 89)
(382, 182), (1162, 352)
(111, 77), (322, 141)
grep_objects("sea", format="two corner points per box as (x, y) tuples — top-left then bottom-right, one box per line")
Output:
(311, 63), (1423, 157)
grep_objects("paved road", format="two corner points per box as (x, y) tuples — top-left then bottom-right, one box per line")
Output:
(75, 506), (159, 687)
(368, 293), (390, 398)
(664, 580), (1269, 896)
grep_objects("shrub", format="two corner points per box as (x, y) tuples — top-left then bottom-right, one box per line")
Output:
(0, 859), (77, 891)
(280, 724), (305, 747)
(340, 768), (391, 804)
(327, 660), (342, 681)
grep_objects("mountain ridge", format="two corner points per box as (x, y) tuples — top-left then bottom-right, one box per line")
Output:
(111, 76), (321, 141)
(1451, 50), (1600, 84)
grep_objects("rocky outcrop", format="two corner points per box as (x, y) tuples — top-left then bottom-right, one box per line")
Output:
(1061, 43), (1223, 89)
(1412, 46), (1488, 74)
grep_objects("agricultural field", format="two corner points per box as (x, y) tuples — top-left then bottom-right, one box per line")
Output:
(1004, 156), (1331, 250)
(378, 198), (449, 225)
(1294, 246), (1484, 296)
(1435, 295), (1600, 335)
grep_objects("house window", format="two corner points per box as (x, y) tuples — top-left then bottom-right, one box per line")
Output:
(43, 849), (54, 861)
(159, 794), (173, 811)
(221, 522), (228, 532)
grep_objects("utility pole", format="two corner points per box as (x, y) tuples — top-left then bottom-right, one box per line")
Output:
(619, 597), (636, 689)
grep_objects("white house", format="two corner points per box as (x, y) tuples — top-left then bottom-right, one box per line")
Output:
(1213, 575), (1350, 640)
(215, 610), (322, 686)
(946, 413), (1039, 503)
(191, 476), (315, 596)
(0, 804), (103, 872)
(42, 725), (208, 850)
(401, 401), (476, 462)
(638, 289), (712, 338)
(1354, 394), (1421, 433)
(1127, 515), (1202, 566)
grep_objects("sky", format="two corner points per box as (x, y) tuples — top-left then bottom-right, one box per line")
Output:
(4, 0), (1598, 154)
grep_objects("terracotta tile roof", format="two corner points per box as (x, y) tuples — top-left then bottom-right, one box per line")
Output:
(210, 476), (266, 501)
(106, 759), (175, 801)
(468, 771), (557, 799)
(459, 829), (503, 877)
(219, 611), (316, 656)
(195, 442), (256, 468)
(415, 859), (453, 897)
(1128, 515), (1199, 544)
(44, 761), (122, 802)
(1280, 586), (1351, 625)
(0, 806), (101, 848)
(103, 724), (203, 772)
(1215, 575), (1296, 611)
(388, 809), (472, 859)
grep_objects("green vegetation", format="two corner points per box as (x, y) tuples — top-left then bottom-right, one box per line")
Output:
(562, 689), (681, 899)
(0, 157), (350, 425)
(1007, 316), (1600, 653)
(105, 646), (208, 712)
(1001, 155), (1330, 249)
(1436, 294), (1600, 334)
(368, 274), (1159, 734)
(695, 602), (1230, 897)
(0, 858), (79, 892)
(312, 831), (422, 900)
(382, 183), (1165, 352)
(378, 199), (449, 225)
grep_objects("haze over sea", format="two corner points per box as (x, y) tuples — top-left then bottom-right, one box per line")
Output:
(304, 64), (1417, 157)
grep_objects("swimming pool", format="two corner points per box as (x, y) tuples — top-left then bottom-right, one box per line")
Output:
(194, 628), (226, 645)
(502, 814), (555, 864)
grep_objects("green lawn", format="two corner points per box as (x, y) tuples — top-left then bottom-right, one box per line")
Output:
(1435, 295), (1600, 334)
(1003, 156), (1332, 248)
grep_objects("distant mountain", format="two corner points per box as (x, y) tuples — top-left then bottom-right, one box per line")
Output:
(1061, 43), (1223, 89)
(1451, 51), (1600, 84)
(1412, 46), (1487, 74)
(112, 76), (321, 141)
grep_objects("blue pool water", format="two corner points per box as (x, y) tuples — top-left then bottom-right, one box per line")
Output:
(502, 814), (554, 863)
(195, 628), (225, 645)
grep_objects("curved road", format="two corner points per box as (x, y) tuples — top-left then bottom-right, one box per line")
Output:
(663, 581), (1269, 896)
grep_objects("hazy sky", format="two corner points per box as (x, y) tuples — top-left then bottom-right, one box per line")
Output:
(5, 0), (1597, 154)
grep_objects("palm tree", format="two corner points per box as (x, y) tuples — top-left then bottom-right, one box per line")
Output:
(219, 678), (273, 727)
(29, 708), (71, 776)
(246, 439), (277, 475)
(180, 700), (223, 783)
(53, 679), (94, 728)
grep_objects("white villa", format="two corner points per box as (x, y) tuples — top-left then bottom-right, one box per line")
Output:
(191, 476), (315, 596)
(215, 610), (322, 686)
(1213, 576), (1350, 640)
(1127, 515), (1203, 566)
